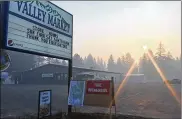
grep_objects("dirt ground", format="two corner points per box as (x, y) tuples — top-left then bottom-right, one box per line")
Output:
(1, 82), (181, 119)
(76, 82), (181, 119)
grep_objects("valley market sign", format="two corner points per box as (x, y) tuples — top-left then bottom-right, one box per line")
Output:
(1, 1), (73, 59)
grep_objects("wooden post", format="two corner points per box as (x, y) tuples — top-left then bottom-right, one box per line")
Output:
(111, 77), (116, 117)
(109, 107), (112, 119)
(114, 105), (117, 117)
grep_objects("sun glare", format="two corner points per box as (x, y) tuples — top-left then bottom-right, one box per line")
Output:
(143, 45), (148, 50)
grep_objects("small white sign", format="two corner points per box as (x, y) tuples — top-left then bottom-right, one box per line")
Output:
(38, 90), (51, 118)
(42, 73), (53, 78)
(40, 91), (51, 105)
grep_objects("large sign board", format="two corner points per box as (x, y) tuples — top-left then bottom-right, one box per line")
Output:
(38, 90), (52, 119)
(68, 80), (115, 108)
(86, 80), (110, 94)
(84, 80), (114, 107)
(1, 1), (73, 59)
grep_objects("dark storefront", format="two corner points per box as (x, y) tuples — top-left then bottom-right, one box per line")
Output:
(10, 64), (122, 85)
(14, 64), (68, 85)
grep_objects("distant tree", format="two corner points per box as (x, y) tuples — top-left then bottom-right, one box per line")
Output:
(82, 56), (87, 67)
(138, 43), (182, 82)
(125, 52), (134, 66)
(85, 54), (95, 69)
(107, 55), (115, 72)
(96, 57), (105, 70)
(121, 55), (125, 62)
(100, 58), (105, 70)
(96, 57), (101, 70)
(166, 51), (173, 60)
(73, 53), (84, 67)
(93, 58), (98, 69)
(140, 52), (161, 81)
(120, 55), (127, 73)
(155, 42), (166, 60)
(103, 61), (107, 71)
(116, 57), (122, 73)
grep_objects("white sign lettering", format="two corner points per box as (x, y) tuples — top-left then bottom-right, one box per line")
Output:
(6, 1), (73, 59)
(42, 73), (53, 78)
(95, 83), (102, 87)
(88, 88), (108, 93)
(39, 90), (51, 118)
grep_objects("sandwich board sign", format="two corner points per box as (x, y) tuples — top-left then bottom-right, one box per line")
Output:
(0, 1), (73, 60)
(38, 90), (52, 119)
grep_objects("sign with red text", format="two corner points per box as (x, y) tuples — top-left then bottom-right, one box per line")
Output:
(68, 79), (115, 108)
(84, 80), (114, 107)
(86, 80), (110, 95)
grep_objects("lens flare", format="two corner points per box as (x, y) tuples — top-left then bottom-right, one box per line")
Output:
(108, 60), (139, 110)
(147, 49), (181, 106)
(103, 46), (180, 117)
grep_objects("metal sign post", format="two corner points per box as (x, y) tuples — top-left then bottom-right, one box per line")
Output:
(68, 59), (72, 113)
(68, 13), (73, 113)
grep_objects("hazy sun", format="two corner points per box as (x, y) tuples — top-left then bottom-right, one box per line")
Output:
(143, 45), (148, 50)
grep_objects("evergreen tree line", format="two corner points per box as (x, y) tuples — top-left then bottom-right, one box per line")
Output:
(140, 42), (181, 81)
(6, 42), (181, 80)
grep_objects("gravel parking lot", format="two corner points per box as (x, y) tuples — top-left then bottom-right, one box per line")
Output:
(1, 82), (181, 119)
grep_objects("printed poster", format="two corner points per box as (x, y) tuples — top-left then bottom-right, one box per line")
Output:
(68, 80), (85, 106)
(38, 90), (51, 118)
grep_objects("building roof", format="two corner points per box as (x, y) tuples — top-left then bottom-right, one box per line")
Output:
(24, 64), (122, 74)
(77, 72), (95, 75)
